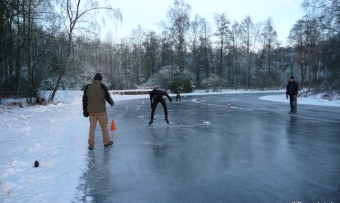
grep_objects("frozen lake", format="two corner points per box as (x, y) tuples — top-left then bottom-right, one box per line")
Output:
(76, 93), (340, 203)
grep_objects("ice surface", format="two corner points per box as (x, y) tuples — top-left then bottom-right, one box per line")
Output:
(1, 89), (339, 202)
(76, 93), (340, 202)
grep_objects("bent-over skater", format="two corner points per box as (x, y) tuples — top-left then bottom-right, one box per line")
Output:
(149, 89), (172, 125)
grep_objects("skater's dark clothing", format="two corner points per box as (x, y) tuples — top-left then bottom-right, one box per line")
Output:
(149, 89), (172, 123)
(286, 79), (298, 113)
(288, 96), (297, 113)
(151, 99), (168, 121)
(286, 81), (298, 96)
(176, 91), (181, 102)
(150, 90), (172, 102)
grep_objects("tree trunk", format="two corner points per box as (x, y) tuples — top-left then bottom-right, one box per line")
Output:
(219, 42), (223, 78)
(300, 64), (307, 89)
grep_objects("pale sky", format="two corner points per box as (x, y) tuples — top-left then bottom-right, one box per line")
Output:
(100, 0), (305, 45)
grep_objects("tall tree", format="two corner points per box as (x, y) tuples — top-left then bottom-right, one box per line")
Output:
(49, 0), (121, 101)
(130, 25), (145, 86)
(143, 30), (159, 79)
(159, 30), (174, 69)
(214, 13), (230, 79)
(228, 21), (241, 87)
(240, 16), (259, 89)
(163, 0), (191, 71)
(198, 17), (212, 80)
(260, 18), (278, 87)
(288, 16), (316, 89)
(190, 15), (201, 87)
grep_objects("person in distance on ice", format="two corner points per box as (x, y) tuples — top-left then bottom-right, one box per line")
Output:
(286, 76), (299, 114)
(83, 73), (114, 150)
(176, 90), (181, 102)
(149, 88), (172, 125)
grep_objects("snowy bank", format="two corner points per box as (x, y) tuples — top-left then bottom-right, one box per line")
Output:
(0, 91), (89, 203)
(259, 94), (340, 107)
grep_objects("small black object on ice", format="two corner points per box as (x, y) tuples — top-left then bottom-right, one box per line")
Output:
(34, 160), (39, 167)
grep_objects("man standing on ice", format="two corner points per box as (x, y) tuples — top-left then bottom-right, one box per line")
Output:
(83, 73), (114, 150)
(149, 88), (172, 125)
(286, 76), (299, 114)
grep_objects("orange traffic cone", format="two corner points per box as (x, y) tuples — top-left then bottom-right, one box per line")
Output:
(110, 119), (117, 130)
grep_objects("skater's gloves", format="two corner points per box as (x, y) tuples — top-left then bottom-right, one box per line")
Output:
(83, 111), (89, 117)
(111, 101), (114, 107)
(169, 98), (172, 102)
(286, 95), (288, 100)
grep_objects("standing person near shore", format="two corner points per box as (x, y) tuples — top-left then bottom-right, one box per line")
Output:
(83, 73), (114, 150)
(286, 76), (299, 114)
(149, 88), (172, 125)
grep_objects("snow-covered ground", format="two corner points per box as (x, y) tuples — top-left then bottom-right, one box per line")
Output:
(0, 89), (339, 203)
(0, 91), (88, 203)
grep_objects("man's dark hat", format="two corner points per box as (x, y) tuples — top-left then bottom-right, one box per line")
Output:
(94, 73), (102, 80)
(290, 76), (294, 79)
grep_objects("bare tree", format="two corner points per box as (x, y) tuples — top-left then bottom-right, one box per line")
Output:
(260, 18), (278, 87)
(190, 15), (201, 86)
(198, 17), (212, 79)
(49, 0), (121, 101)
(302, 0), (340, 32)
(143, 30), (159, 79)
(214, 13), (230, 79)
(289, 17), (309, 89)
(159, 30), (174, 68)
(130, 25), (145, 86)
(228, 21), (241, 87)
(163, 0), (191, 71)
(240, 16), (259, 89)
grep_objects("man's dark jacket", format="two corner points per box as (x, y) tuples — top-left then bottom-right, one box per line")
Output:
(286, 81), (299, 96)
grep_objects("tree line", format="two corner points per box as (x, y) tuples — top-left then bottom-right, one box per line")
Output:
(0, 0), (339, 103)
